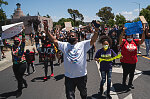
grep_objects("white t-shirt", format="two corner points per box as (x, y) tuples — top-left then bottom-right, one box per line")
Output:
(58, 40), (91, 78)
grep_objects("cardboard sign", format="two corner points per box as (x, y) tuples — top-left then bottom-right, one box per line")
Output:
(139, 16), (147, 24)
(125, 21), (143, 35)
(65, 22), (72, 31)
(1, 22), (24, 39)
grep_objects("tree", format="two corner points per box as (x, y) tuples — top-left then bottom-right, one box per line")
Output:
(0, 0), (8, 21)
(107, 18), (115, 27)
(68, 9), (84, 26)
(57, 18), (74, 28)
(133, 17), (140, 22)
(140, 6), (150, 28)
(27, 13), (30, 16)
(37, 12), (40, 16)
(46, 14), (50, 18)
(146, 5), (150, 11)
(115, 13), (126, 26)
(0, 0), (8, 7)
(96, 7), (114, 24)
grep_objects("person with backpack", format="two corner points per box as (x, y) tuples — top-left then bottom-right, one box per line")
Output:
(95, 35), (117, 98)
(119, 27), (145, 89)
(24, 48), (36, 75)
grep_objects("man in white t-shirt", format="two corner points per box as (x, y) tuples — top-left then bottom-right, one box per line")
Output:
(43, 21), (98, 99)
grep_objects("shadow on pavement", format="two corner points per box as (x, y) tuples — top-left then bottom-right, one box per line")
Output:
(31, 76), (51, 82)
(87, 92), (106, 99)
(142, 70), (150, 76)
(0, 90), (19, 99)
(54, 74), (65, 81)
(113, 83), (130, 94)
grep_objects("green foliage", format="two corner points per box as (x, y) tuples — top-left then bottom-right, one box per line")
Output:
(57, 18), (74, 28)
(140, 6), (150, 27)
(0, 0), (8, 7)
(0, 8), (6, 21)
(115, 13), (126, 26)
(0, 0), (8, 21)
(27, 13), (30, 16)
(133, 17), (140, 22)
(67, 9), (84, 26)
(96, 7), (114, 24)
(107, 18), (115, 27)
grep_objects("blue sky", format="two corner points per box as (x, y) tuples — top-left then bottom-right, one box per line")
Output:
(2, 0), (150, 22)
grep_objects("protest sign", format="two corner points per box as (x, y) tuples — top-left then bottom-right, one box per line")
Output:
(65, 22), (72, 31)
(139, 16), (147, 24)
(1, 22), (24, 39)
(125, 21), (143, 35)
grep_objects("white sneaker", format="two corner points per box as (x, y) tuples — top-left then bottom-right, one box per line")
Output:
(138, 51), (141, 54)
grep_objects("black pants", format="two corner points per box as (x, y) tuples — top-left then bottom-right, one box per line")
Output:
(27, 63), (35, 74)
(44, 59), (53, 77)
(13, 63), (27, 91)
(122, 62), (136, 85)
(65, 75), (87, 99)
(88, 48), (94, 60)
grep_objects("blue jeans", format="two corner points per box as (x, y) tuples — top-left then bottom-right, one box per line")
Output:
(100, 69), (112, 95)
(145, 39), (150, 56)
(36, 43), (40, 52)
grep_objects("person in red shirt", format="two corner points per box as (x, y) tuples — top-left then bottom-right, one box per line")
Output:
(24, 48), (36, 75)
(119, 27), (145, 89)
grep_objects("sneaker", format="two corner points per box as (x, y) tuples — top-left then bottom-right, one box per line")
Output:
(106, 94), (112, 99)
(50, 73), (54, 77)
(138, 51), (141, 54)
(128, 84), (134, 89)
(33, 70), (36, 73)
(16, 90), (22, 98)
(43, 76), (48, 80)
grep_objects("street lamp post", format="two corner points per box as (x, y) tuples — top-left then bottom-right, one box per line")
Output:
(132, 2), (141, 16)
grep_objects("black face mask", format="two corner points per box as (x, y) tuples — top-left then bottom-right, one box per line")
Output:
(14, 41), (20, 45)
(68, 37), (76, 44)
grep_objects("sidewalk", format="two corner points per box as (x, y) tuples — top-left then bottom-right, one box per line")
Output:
(0, 44), (36, 71)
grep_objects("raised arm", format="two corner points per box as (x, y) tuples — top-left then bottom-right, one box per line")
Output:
(90, 28), (98, 46)
(22, 26), (25, 42)
(43, 21), (58, 47)
(139, 27), (145, 45)
(119, 27), (125, 45)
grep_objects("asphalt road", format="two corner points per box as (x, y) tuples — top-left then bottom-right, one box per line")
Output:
(0, 41), (150, 99)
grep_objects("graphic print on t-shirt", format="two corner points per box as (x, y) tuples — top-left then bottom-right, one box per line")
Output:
(126, 43), (136, 52)
(67, 47), (82, 63)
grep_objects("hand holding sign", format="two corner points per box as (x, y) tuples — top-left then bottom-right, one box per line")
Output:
(125, 21), (143, 35)
(1, 22), (24, 39)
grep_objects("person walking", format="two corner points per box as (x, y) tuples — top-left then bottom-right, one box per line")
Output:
(43, 21), (99, 99)
(3, 26), (27, 97)
(95, 35), (117, 98)
(119, 26), (145, 89)
(145, 25), (150, 56)
(24, 48), (36, 75)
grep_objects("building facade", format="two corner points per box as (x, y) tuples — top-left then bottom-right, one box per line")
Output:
(10, 3), (53, 34)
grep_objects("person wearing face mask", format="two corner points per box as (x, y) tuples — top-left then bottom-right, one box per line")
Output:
(110, 31), (119, 66)
(43, 20), (99, 99)
(3, 26), (27, 97)
(95, 35), (117, 98)
(119, 26), (145, 89)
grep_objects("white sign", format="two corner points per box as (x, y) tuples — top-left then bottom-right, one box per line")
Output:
(1, 22), (24, 39)
(65, 22), (72, 31)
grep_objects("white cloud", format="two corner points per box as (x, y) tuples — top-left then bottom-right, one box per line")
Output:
(134, 9), (139, 12)
(117, 10), (138, 21)
(122, 11), (133, 15)
(84, 16), (99, 22)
